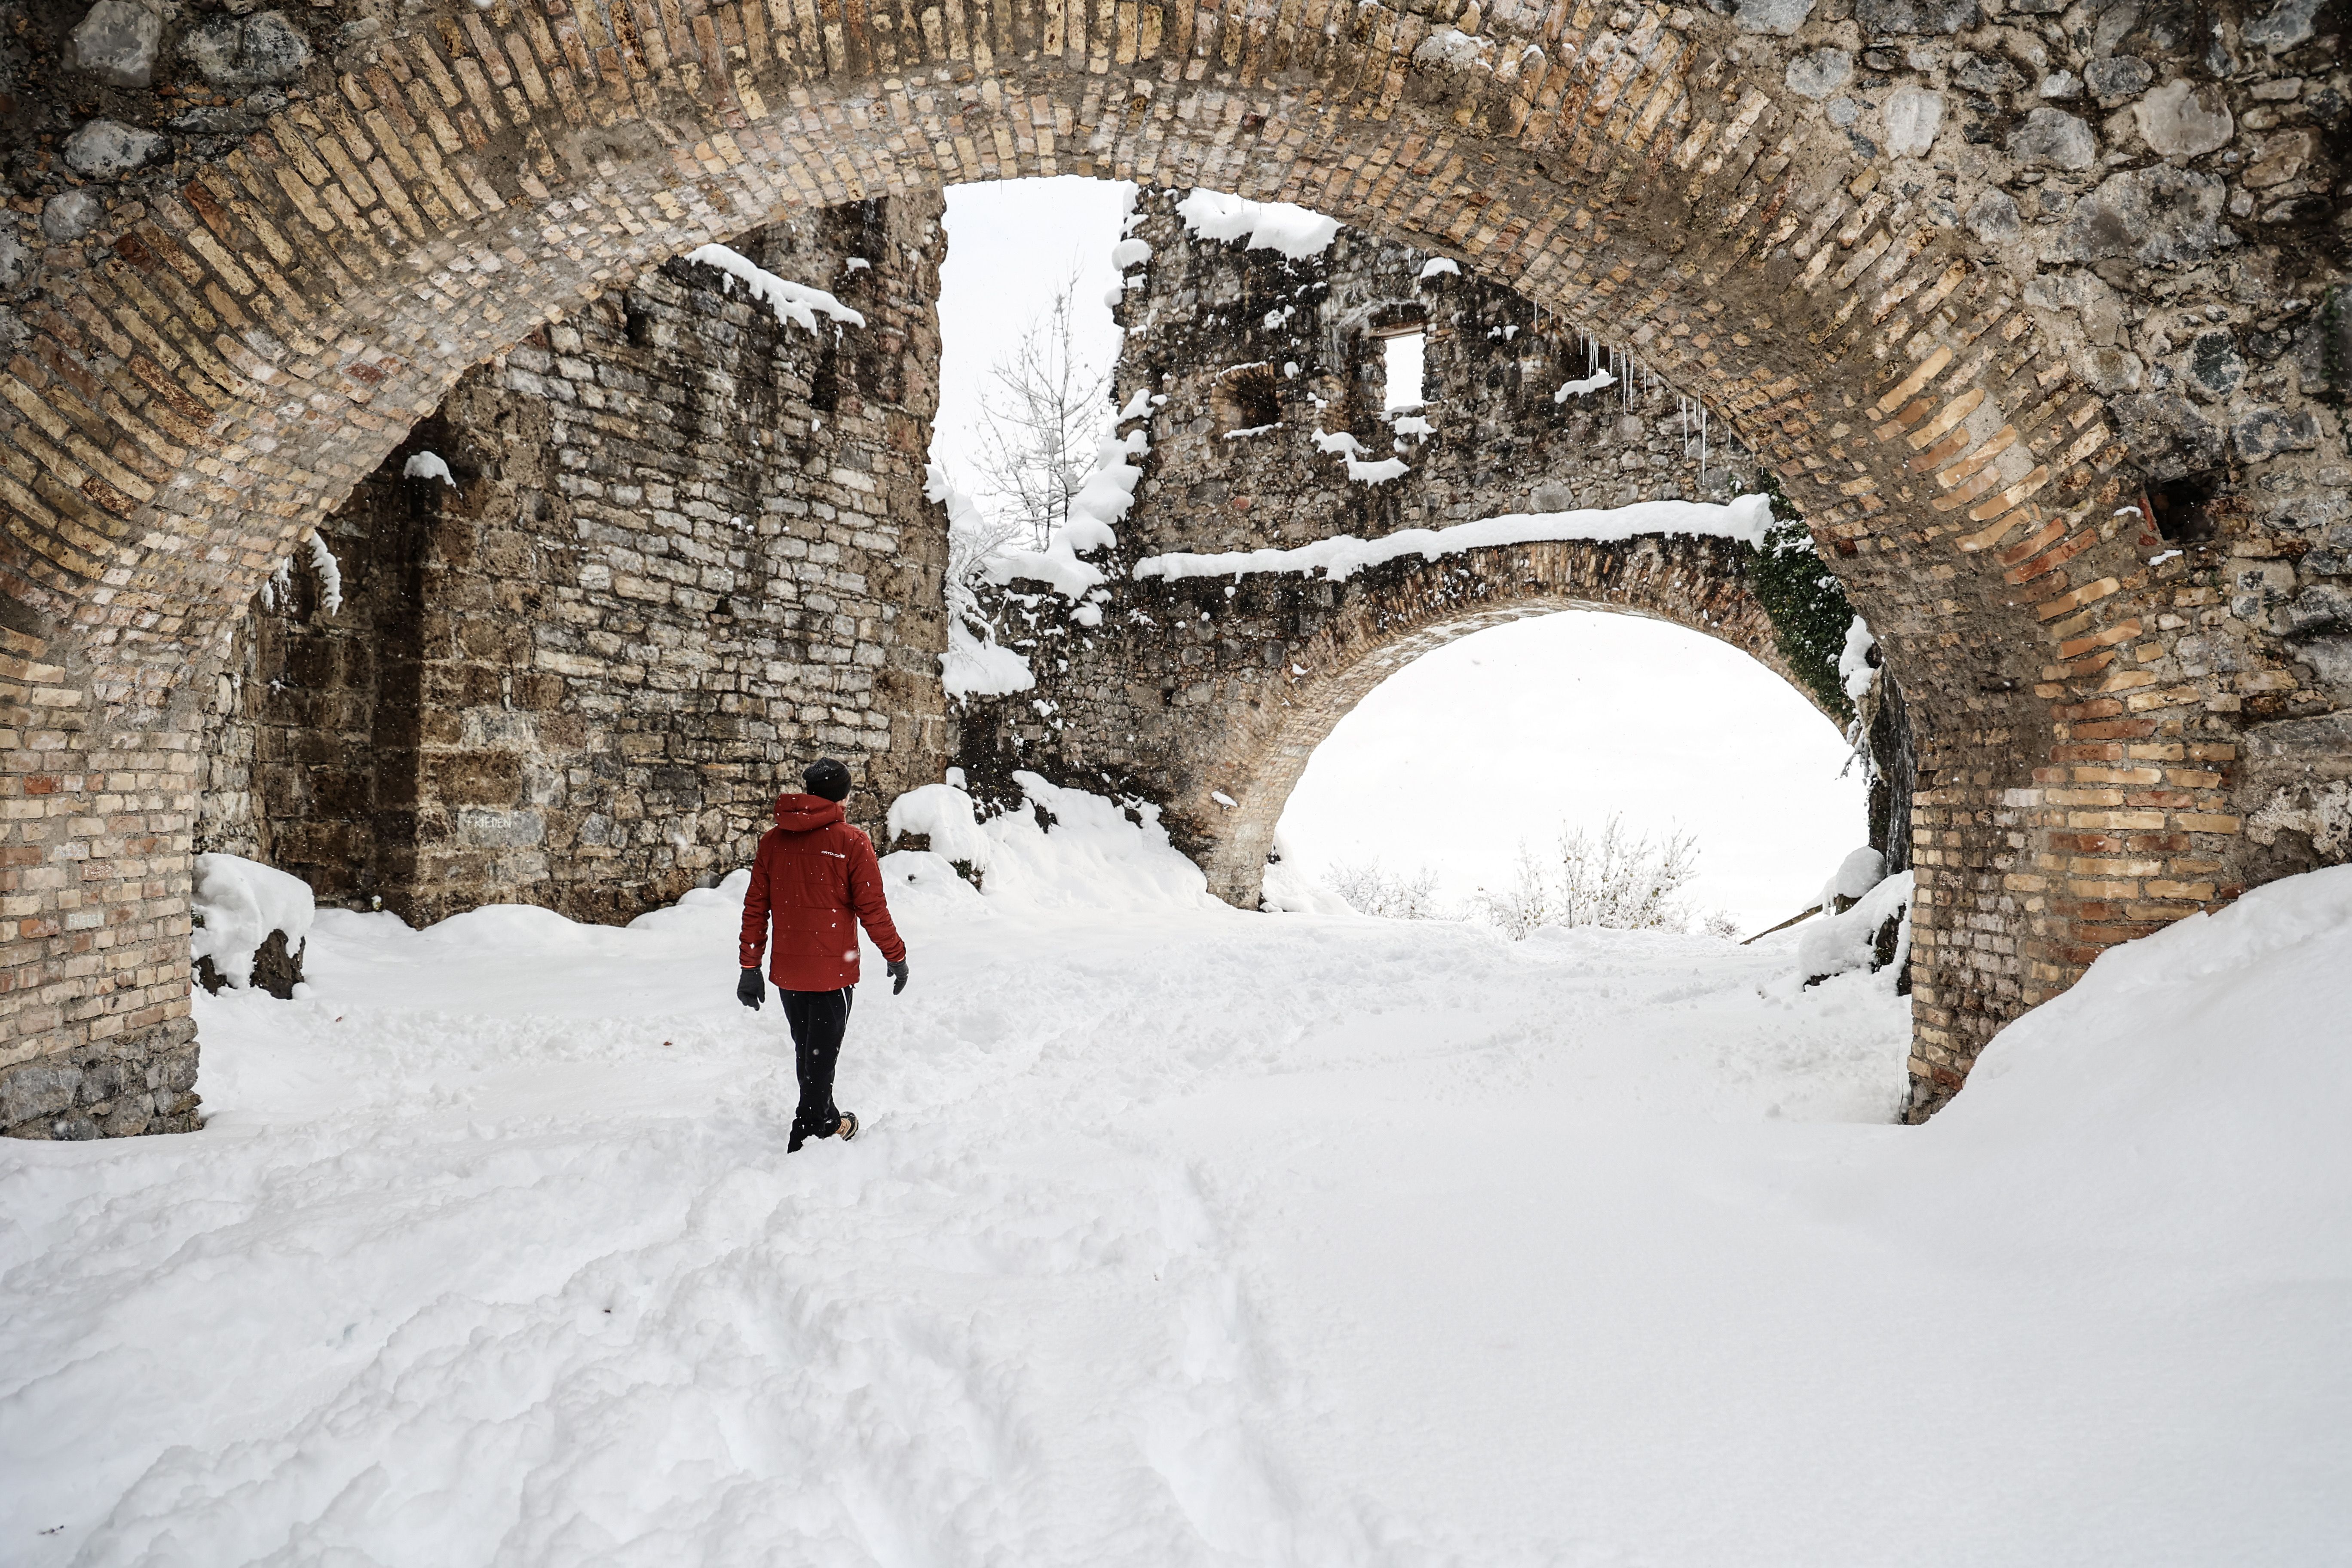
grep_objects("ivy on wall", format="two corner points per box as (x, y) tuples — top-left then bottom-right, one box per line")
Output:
(1744, 469), (1857, 723)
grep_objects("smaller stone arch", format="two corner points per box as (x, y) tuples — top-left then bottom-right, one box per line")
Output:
(1142, 536), (1839, 906)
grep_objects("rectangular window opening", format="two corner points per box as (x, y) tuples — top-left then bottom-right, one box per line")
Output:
(1381, 328), (1427, 411)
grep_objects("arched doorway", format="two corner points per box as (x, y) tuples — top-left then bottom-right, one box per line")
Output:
(1271, 609), (1868, 937)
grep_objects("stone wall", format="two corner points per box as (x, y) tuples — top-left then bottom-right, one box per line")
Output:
(195, 194), (951, 931)
(955, 193), (1850, 906)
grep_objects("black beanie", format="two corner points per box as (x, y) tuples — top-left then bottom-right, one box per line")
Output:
(804, 758), (852, 802)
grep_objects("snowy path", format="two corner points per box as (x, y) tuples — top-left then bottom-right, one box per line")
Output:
(5, 851), (2349, 1566)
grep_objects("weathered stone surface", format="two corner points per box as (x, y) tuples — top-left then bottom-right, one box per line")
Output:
(61, 119), (166, 178)
(39, 189), (103, 241)
(67, 0), (161, 87)
(2244, 129), (2318, 188)
(2075, 345), (2145, 392)
(195, 928), (303, 998)
(2085, 55), (2154, 103)
(1953, 51), (2022, 95)
(2037, 70), (2082, 99)
(1966, 188), (2024, 242)
(2186, 331), (2245, 399)
(2236, 408), (2321, 460)
(2064, 166), (2228, 265)
(181, 11), (312, 87)
(2242, 0), (2322, 52)
(2026, 269), (2126, 345)
(2008, 107), (2099, 168)
(1854, 0), (1976, 32)
(1881, 86), (1945, 156)
(1786, 48), (1853, 99)
(1734, 0), (1815, 34)
(2111, 392), (2226, 476)
(2135, 80), (2235, 156)
(1, 1021), (200, 1140)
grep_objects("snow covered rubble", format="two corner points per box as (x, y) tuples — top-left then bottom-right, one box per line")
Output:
(188, 852), (315, 992)
(4, 791), (2349, 1565)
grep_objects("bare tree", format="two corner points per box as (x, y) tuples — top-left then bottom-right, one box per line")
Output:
(1472, 815), (1732, 938)
(970, 273), (1116, 552)
(1326, 858), (1448, 920)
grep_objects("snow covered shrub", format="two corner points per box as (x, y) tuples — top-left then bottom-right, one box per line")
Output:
(1472, 816), (1732, 938)
(1326, 858), (1447, 920)
(930, 467), (1035, 702)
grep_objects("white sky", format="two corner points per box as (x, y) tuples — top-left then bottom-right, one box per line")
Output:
(930, 180), (1869, 932)
(1275, 613), (1867, 933)
(933, 178), (1134, 499)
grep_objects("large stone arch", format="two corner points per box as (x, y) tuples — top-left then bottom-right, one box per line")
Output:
(3, 0), (2345, 1131)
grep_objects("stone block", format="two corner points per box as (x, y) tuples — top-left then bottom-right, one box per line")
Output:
(62, 119), (167, 178)
(68, 0), (162, 87)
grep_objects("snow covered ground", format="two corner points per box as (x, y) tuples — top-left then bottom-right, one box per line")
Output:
(5, 806), (2349, 1566)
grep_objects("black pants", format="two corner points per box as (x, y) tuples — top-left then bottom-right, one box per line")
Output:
(780, 986), (853, 1131)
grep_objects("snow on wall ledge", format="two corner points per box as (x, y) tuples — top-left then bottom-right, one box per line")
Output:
(684, 245), (865, 334)
(1173, 190), (1340, 260)
(1133, 493), (1777, 584)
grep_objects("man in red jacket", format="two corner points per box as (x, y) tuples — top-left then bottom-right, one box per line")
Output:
(737, 758), (910, 1152)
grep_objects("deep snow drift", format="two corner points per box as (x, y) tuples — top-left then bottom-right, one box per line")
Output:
(3, 797), (2347, 1566)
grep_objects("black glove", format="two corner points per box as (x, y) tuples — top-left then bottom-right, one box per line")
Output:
(736, 968), (764, 1010)
(887, 959), (909, 995)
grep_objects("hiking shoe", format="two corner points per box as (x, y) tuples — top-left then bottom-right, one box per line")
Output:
(834, 1112), (859, 1142)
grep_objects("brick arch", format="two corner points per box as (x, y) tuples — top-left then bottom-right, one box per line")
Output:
(1130, 536), (1834, 906)
(5, 0), (2342, 1132)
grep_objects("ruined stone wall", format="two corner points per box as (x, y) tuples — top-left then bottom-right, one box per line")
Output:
(196, 196), (949, 931)
(1110, 188), (1767, 557)
(956, 196), (1831, 903)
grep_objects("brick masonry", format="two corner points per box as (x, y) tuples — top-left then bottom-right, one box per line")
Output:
(0, 0), (2345, 1131)
(198, 196), (949, 930)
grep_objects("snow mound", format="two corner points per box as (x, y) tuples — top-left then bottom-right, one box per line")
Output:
(888, 781), (997, 870)
(1136, 493), (1778, 583)
(1261, 857), (1357, 916)
(1820, 847), (1886, 906)
(1898, 863), (2352, 1273)
(940, 617), (1035, 701)
(190, 853), (315, 989)
(401, 451), (455, 485)
(1175, 190), (1340, 260)
(887, 773), (1219, 913)
(684, 244), (865, 334)
(980, 773), (1219, 911)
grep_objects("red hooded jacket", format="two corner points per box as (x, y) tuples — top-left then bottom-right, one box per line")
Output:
(739, 794), (907, 991)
